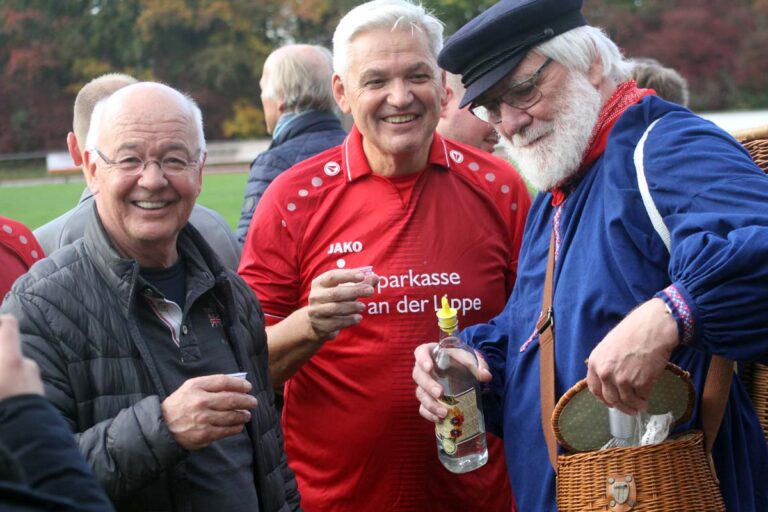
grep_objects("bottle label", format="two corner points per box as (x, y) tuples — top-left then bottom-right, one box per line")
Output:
(435, 387), (482, 455)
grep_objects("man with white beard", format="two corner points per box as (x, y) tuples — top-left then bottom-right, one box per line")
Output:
(412, 0), (768, 511)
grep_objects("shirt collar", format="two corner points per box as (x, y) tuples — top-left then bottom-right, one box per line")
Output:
(340, 124), (451, 182)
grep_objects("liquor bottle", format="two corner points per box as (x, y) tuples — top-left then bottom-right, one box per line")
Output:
(432, 295), (488, 473)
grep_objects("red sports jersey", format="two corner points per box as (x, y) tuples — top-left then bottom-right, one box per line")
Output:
(240, 127), (531, 512)
(0, 216), (43, 301)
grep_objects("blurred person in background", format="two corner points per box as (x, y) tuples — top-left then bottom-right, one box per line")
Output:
(437, 71), (500, 153)
(0, 216), (43, 301)
(235, 44), (346, 245)
(0, 313), (114, 511)
(631, 57), (690, 106)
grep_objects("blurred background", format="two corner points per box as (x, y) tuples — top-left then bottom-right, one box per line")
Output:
(1, 0), (767, 227)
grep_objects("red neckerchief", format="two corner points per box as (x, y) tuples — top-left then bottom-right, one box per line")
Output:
(550, 81), (655, 206)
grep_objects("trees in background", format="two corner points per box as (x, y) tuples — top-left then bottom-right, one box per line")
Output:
(0, 0), (766, 153)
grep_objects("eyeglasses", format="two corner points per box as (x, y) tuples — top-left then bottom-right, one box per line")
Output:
(94, 148), (201, 176)
(470, 58), (553, 125)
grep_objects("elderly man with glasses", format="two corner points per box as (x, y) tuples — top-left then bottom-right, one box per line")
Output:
(1, 82), (301, 512)
(413, 0), (768, 511)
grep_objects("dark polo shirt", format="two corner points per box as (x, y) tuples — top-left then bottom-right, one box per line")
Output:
(138, 256), (259, 512)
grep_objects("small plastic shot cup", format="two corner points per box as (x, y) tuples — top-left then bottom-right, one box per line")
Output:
(340, 265), (375, 286)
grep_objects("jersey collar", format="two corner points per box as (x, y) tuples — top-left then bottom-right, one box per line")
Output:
(340, 124), (452, 182)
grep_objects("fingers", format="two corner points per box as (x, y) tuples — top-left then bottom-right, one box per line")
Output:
(207, 391), (258, 412)
(416, 386), (447, 422)
(312, 268), (378, 290)
(586, 360), (649, 415)
(184, 374), (253, 394)
(412, 343), (449, 423)
(0, 314), (21, 360)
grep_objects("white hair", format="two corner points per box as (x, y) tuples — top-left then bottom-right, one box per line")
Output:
(262, 45), (337, 113)
(332, 0), (444, 82)
(85, 82), (206, 153)
(534, 25), (634, 84)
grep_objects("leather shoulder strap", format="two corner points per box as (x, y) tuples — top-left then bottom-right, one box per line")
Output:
(539, 231), (558, 469)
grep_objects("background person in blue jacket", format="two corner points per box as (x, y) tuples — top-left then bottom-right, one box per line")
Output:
(236, 44), (347, 245)
(413, 0), (768, 510)
(0, 314), (114, 511)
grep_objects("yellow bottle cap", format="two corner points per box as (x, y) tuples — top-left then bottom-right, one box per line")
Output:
(436, 295), (458, 333)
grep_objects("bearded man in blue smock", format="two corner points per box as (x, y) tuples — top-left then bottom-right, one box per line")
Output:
(413, 0), (768, 510)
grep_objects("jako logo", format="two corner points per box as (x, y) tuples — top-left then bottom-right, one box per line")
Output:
(327, 241), (363, 254)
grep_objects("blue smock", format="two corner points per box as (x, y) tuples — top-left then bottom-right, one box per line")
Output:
(464, 96), (768, 511)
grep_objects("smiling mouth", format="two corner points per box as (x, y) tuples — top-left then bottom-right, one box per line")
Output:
(383, 114), (417, 124)
(134, 201), (171, 210)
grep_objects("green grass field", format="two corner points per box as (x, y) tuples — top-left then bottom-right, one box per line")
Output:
(0, 172), (248, 230)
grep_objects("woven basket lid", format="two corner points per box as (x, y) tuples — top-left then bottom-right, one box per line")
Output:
(552, 363), (695, 453)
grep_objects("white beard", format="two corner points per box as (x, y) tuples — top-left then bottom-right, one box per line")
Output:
(499, 71), (603, 192)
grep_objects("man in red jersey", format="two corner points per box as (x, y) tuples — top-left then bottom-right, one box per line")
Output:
(239, 0), (530, 510)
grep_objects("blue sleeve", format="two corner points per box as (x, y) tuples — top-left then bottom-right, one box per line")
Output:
(0, 394), (115, 511)
(461, 308), (511, 436)
(643, 113), (768, 361)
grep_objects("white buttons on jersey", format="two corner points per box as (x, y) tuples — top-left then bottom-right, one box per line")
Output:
(324, 161), (341, 176)
(182, 325), (189, 335)
(449, 150), (464, 163)
(468, 162), (480, 171)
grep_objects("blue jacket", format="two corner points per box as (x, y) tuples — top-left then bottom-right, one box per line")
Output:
(464, 96), (768, 511)
(0, 395), (114, 511)
(236, 111), (346, 244)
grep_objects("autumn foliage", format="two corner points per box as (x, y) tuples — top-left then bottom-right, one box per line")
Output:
(0, 0), (766, 153)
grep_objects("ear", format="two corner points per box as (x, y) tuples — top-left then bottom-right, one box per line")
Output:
(439, 70), (449, 113)
(276, 98), (288, 115)
(332, 74), (351, 114)
(195, 152), (206, 199)
(440, 84), (454, 119)
(67, 132), (83, 167)
(587, 56), (604, 88)
(82, 149), (100, 194)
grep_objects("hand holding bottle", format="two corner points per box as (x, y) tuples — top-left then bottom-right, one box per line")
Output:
(413, 343), (492, 422)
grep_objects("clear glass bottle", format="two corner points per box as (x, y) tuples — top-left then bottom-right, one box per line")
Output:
(432, 295), (488, 473)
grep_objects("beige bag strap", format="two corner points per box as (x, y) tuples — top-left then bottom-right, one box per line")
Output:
(538, 231), (558, 470)
(537, 229), (734, 471)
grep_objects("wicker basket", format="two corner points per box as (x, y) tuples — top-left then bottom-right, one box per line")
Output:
(732, 125), (768, 442)
(552, 365), (725, 512)
(556, 432), (725, 512)
(743, 362), (768, 442)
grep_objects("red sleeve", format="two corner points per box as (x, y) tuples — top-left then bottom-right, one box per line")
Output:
(237, 182), (301, 322)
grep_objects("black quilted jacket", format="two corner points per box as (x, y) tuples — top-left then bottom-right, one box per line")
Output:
(1, 210), (301, 512)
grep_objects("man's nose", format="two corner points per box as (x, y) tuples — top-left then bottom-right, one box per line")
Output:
(137, 160), (168, 187)
(387, 80), (413, 108)
(497, 102), (532, 140)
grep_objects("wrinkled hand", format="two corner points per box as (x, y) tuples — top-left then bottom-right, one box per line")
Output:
(587, 298), (679, 415)
(305, 268), (379, 342)
(0, 314), (43, 400)
(162, 375), (258, 451)
(412, 343), (492, 423)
